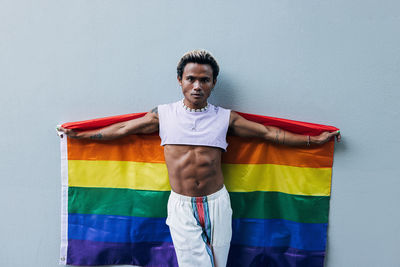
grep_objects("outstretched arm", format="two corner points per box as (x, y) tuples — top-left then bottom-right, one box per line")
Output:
(58, 107), (159, 140)
(229, 111), (341, 146)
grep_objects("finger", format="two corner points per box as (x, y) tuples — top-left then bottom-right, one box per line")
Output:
(330, 130), (341, 142)
(57, 126), (73, 136)
(329, 130), (339, 138)
(323, 130), (338, 142)
(62, 127), (72, 134)
(56, 125), (64, 137)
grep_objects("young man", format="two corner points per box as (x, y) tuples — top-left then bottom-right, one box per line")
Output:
(59, 50), (341, 267)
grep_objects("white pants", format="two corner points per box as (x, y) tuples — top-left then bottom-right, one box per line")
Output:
(166, 186), (232, 267)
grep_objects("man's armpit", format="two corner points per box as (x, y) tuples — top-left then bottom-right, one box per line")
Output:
(151, 107), (158, 114)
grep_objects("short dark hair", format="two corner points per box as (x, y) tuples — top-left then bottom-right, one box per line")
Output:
(177, 49), (220, 81)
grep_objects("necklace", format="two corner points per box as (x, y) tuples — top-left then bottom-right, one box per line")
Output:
(182, 99), (209, 112)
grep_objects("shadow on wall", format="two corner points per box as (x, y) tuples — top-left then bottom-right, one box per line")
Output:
(208, 74), (237, 110)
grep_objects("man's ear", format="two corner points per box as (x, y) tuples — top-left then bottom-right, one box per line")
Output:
(211, 78), (217, 90)
(177, 76), (182, 86)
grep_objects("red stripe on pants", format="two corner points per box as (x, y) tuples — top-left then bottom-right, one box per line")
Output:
(196, 197), (205, 228)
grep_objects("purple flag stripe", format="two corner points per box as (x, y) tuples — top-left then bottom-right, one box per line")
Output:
(67, 239), (178, 266)
(227, 244), (325, 267)
(67, 239), (325, 266)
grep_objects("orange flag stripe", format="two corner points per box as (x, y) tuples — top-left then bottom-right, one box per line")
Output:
(67, 135), (334, 168)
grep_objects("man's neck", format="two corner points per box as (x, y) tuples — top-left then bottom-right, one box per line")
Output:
(183, 99), (208, 110)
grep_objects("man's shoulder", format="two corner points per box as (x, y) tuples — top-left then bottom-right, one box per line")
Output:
(157, 101), (181, 117)
(158, 100), (181, 108)
(209, 103), (231, 113)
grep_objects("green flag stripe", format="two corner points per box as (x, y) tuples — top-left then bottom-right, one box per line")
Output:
(68, 187), (329, 224)
(229, 191), (329, 224)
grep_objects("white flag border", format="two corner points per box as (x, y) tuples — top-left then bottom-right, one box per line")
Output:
(59, 131), (69, 265)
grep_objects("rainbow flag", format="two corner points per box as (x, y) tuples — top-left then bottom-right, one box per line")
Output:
(59, 111), (338, 266)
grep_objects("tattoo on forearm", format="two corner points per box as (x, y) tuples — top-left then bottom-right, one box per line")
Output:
(90, 133), (103, 140)
(274, 129), (286, 145)
(275, 129), (281, 144)
(151, 107), (158, 114)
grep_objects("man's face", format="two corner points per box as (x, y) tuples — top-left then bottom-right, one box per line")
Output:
(178, 63), (216, 109)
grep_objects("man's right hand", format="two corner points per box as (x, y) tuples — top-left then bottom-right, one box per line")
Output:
(57, 126), (80, 139)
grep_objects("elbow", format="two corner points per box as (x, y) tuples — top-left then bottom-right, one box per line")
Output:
(108, 123), (128, 139)
(117, 124), (129, 137)
(263, 128), (275, 142)
(260, 126), (270, 140)
(116, 129), (127, 138)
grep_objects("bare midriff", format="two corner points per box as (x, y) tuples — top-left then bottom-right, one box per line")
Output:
(163, 144), (224, 197)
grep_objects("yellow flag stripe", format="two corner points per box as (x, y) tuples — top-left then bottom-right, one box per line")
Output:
(222, 164), (331, 196)
(68, 160), (331, 196)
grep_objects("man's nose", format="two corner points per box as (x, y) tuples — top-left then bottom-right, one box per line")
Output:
(193, 81), (201, 90)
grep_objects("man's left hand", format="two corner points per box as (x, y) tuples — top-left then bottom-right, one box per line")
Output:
(311, 130), (341, 145)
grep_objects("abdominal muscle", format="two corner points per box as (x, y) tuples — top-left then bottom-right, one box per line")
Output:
(163, 144), (225, 197)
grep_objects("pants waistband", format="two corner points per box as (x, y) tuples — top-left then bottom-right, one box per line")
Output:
(170, 185), (227, 202)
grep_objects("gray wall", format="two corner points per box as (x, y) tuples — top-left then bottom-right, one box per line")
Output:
(1, 0), (399, 266)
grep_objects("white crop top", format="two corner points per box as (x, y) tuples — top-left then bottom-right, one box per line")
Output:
(158, 100), (231, 151)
